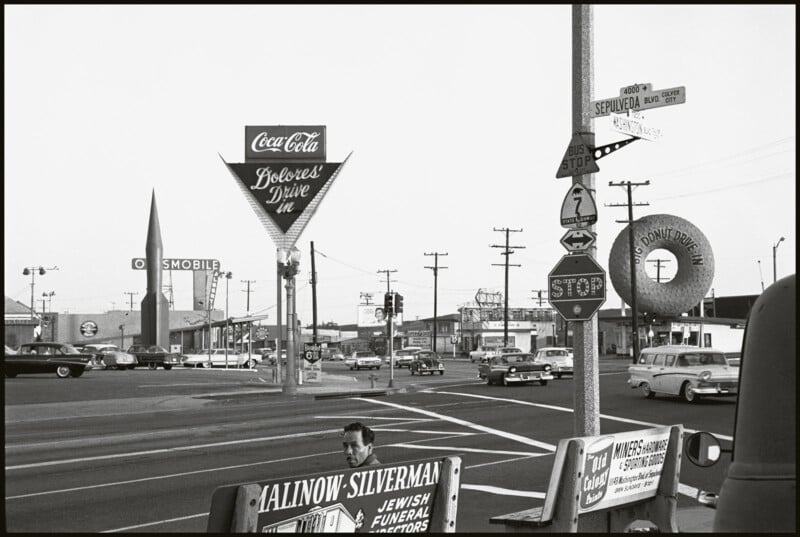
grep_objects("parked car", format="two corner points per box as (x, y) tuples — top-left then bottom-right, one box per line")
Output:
(473, 346), (522, 364)
(5, 344), (18, 354)
(385, 347), (422, 368)
(126, 344), (183, 370)
(183, 349), (259, 369)
(3, 342), (93, 378)
(479, 353), (553, 386)
(329, 352), (345, 361)
(346, 351), (382, 370)
(533, 347), (574, 378)
(83, 343), (138, 370)
(263, 349), (288, 366)
(627, 345), (739, 403)
(409, 351), (445, 376)
(469, 345), (497, 363)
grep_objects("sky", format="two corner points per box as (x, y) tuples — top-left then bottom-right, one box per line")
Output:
(4, 4), (796, 327)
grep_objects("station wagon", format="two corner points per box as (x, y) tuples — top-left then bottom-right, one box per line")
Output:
(627, 345), (739, 403)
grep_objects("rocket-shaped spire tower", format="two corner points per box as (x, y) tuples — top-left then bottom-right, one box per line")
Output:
(140, 190), (170, 348)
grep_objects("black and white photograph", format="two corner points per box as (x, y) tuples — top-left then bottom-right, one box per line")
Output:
(4, 4), (795, 533)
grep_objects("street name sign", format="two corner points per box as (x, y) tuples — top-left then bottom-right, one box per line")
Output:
(590, 83), (686, 118)
(560, 183), (598, 228)
(556, 133), (599, 178)
(611, 113), (662, 141)
(548, 254), (607, 321)
(560, 229), (597, 252)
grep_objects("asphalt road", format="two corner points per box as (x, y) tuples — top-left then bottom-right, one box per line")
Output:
(4, 359), (734, 532)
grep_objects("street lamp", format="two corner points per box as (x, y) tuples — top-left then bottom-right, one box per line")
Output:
(22, 265), (58, 319)
(214, 270), (233, 367)
(772, 236), (785, 283)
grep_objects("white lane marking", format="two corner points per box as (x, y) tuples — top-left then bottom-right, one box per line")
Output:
(5, 450), (341, 500)
(387, 444), (549, 457)
(461, 483), (546, 499)
(5, 429), (342, 471)
(314, 415), (433, 421)
(352, 398), (556, 452)
(102, 512), (209, 533)
(435, 391), (734, 441)
(373, 429), (477, 436)
(466, 455), (545, 470)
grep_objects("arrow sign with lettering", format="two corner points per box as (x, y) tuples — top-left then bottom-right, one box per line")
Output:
(590, 83), (686, 118)
(560, 183), (598, 228)
(560, 229), (597, 252)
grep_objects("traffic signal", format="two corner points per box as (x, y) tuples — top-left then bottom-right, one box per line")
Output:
(395, 293), (404, 314)
(384, 292), (394, 316)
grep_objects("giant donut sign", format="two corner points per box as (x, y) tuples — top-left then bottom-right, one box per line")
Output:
(608, 214), (714, 317)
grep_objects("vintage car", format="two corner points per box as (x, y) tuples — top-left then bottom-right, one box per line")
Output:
(329, 352), (345, 361)
(724, 352), (741, 367)
(126, 344), (184, 370)
(83, 343), (138, 369)
(385, 347), (422, 368)
(479, 353), (553, 386)
(3, 342), (93, 378)
(533, 347), (574, 378)
(627, 345), (739, 403)
(346, 350), (382, 370)
(183, 349), (259, 369)
(409, 351), (445, 375)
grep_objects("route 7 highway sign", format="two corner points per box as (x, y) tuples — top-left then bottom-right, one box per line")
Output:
(560, 183), (597, 228)
(560, 229), (596, 252)
(548, 254), (607, 321)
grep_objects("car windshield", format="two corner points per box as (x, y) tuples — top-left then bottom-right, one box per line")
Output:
(60, 344), (82, 355)
(677, 353), (728, 366)
(397, 350), (416, 356)
(506, 354), (536, 363)
(545, 350), (569, 357)
(146, 346), (168, 353)
(355, 351), (373, 357)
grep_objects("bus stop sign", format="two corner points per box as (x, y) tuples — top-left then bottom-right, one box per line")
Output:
(548, 254), (607, 321)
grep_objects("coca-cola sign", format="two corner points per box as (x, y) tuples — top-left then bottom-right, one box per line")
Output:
(245, 125), (326, 161)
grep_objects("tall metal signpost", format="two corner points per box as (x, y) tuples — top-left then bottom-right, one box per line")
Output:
(222, 126), (350, 395)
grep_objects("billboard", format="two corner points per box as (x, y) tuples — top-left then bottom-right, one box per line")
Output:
(357, 305), (403, 327)
(245, 125), (326, 161)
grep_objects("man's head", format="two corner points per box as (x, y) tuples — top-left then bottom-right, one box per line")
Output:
(343, 422), (375, 468)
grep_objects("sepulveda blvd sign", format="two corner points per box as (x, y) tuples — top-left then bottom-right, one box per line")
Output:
(548, 254), (607, 321)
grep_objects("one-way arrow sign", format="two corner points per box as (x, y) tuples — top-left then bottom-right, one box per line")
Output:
(560, 229), (597, 252)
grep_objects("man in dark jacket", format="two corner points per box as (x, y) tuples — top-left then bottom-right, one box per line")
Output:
(343, 422), (381, 468)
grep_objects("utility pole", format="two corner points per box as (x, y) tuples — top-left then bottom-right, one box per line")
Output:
(491, 228), (524, 346)
(124, 291), (138, 311)
(310, 241), (318, 345)
(377, 269), (397, 388)
(532, 289), (548, 307)
(570, 4), (601, 439)
(424, 252), (448, 353)
(757, 260), (765, 291)
(647, 258), (671, 283)
(241, 279), (256, 359)
(607, 179), (650, 364)
(359, 292), (373, 305)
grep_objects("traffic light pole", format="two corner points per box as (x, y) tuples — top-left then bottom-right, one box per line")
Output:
(388, 295), (394, 389)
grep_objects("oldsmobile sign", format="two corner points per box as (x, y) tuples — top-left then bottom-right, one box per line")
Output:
(245, 125), (326, 161)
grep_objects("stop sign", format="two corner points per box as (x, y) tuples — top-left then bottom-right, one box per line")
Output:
(548, 254), (607, 321)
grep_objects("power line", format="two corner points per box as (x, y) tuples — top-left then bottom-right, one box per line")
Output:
(650, 171), (793, 201)
(424, 252), (448, 352)
(491, 227), (525, 346)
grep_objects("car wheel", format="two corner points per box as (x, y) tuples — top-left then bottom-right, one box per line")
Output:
(56, 365), (71, 378)
(641, 382), (655, 399)
(128, 364), (136, 370)
(410, 369), (415, 375)
(202, 362), (212, 369)
(502, 375), (510, 387)
(163, 364), (173, 371)
(681, 382), (699, 403)
(147, 362), (158, 370)
(439, 371), (444, 375)
(69, 367), (84, 378)
(5, 370), (18, 378)
(349, 366), (354, 370)
(376, 366), (381, 370)
(539, 379), (548, 386)
(486, 375), (493, 385)
(556, 373), (562, 379)
(248, 359), (257, 369)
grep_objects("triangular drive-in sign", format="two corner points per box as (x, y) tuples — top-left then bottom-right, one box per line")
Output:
(221, 154), (350, 249)
(556, 133), (599, 178)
